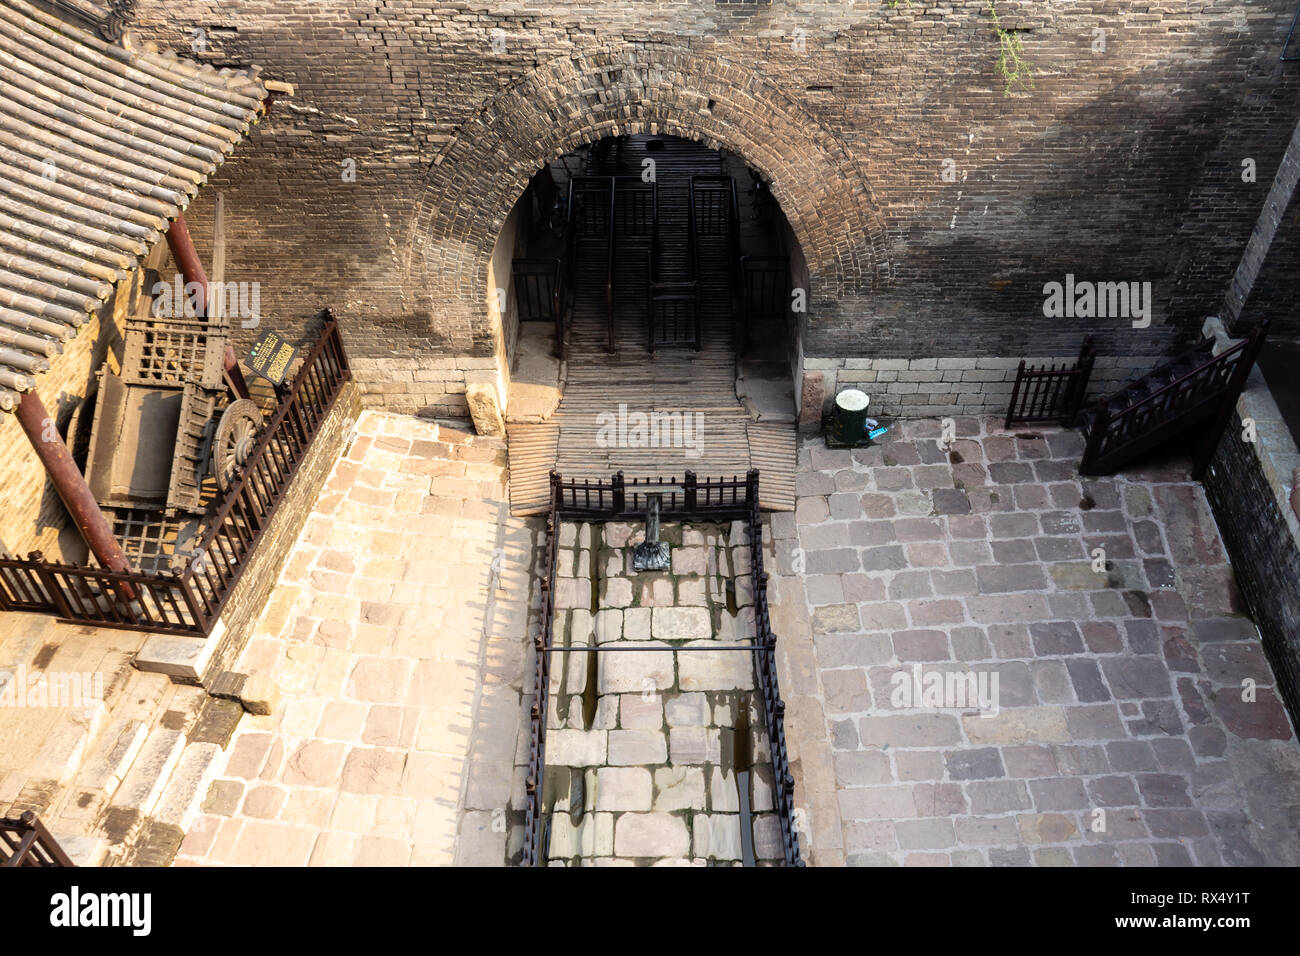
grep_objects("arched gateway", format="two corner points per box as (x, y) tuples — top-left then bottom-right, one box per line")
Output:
(405, 42), (890, 351)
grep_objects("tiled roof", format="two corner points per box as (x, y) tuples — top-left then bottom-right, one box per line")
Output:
(0, 0), (265, 412)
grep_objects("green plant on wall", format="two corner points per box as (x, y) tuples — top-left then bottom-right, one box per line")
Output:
(988, 1), (1034, 95)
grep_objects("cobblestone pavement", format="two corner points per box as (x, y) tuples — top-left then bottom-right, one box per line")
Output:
(175, 412), (534, 866)
(783, 417), (1300, 866)
(542, 519), (783, 865)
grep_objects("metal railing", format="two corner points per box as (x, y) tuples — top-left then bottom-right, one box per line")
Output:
(0, 314), (352, 636)
(521, 469), (803, 866)
(1005, 336), (1096, 428)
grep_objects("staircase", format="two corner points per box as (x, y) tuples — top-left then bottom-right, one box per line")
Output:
(0, 612), (234, 866)
(1078, 321), (1270, 478)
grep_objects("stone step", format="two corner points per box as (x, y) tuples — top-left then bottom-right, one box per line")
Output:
(24, 702), (107, 786)
(72, 717), (149, 803)
(110, 727), (185, 817)
(153, 741), (223, 831)
(47, 830), (108, 867)
(44, 717), (149, 827)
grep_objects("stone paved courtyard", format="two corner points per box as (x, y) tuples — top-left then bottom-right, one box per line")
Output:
(142, 410), (1300, 867)
(780, 417), (1300, 867)
(172, 412), (533, 866)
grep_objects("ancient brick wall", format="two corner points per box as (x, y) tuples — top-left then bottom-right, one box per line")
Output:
(126, 1), (1300, 419)
(1204, 399), (1300, 731)
(0, 280), (127, 561)
(1223, 115), (1300, 334)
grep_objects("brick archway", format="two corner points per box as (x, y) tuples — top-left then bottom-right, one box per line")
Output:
(406, 42), (888, 352)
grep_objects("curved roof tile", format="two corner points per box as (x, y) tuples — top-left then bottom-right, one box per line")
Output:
(0, 0), (266, 411)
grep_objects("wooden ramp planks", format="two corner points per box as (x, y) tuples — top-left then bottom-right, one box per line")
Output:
(747, 421), (797, 511)
(506, 423), (559, 516)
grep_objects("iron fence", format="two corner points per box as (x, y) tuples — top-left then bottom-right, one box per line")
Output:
(521, 469), (803, 866)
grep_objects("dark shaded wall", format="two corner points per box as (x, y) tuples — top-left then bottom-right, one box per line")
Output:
(1204, 410), (1300, 727)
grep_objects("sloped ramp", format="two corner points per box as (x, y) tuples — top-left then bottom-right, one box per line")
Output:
(506, 423), (559, 516)
(747, 421), (796, 511)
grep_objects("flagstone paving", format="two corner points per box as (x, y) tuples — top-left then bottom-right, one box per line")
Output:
(539, 519), (784, 865)
(173, 411), (535, 867)
(783, 417), (1300, 866)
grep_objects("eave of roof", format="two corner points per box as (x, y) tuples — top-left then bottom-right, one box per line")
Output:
(0, 0), (267, 411)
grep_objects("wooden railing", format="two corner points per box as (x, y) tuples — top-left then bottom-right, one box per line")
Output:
(553, 470), (752, 520)
(1080, 321), (1269, 478)
(1, 812), (74, 867)
(1005, 336), (1096, 428)
(511, 257), (564, 360)
(0, 314), (352, 636)
(521, 469), (803, 866)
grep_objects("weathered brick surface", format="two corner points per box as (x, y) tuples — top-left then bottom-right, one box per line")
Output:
(791, 417), (1300, 866)
(120, 2), (1300, 418)
(172, 411), (533, 867)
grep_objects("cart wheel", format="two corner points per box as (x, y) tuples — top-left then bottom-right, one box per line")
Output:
(212, 399), (263, 492)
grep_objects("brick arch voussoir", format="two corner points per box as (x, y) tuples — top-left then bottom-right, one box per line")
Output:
(413, 44), (886, 330)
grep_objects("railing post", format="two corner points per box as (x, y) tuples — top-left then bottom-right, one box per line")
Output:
(1079, 404), (1110, 475)
(683, 470), (697, 514)
(746, 469), (760, 511)
(1191, 319), (1271, 479)
(1006, 360), (1026, 429)
(549, 469), (562, 514)
(27, 552), (73, 619)
(612, 470), (625, 515)
(173, 570), (207, 634)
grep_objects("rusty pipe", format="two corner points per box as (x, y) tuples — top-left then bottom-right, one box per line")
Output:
(165, 213), (251, 400)
(164, 212), (209, 313)
(16, 389), (134, 585)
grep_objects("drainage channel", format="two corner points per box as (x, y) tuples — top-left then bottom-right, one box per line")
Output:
(522, 471), (802, 866)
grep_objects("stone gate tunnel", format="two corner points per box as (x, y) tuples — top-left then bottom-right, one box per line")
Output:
(498, 134), (803, 517)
